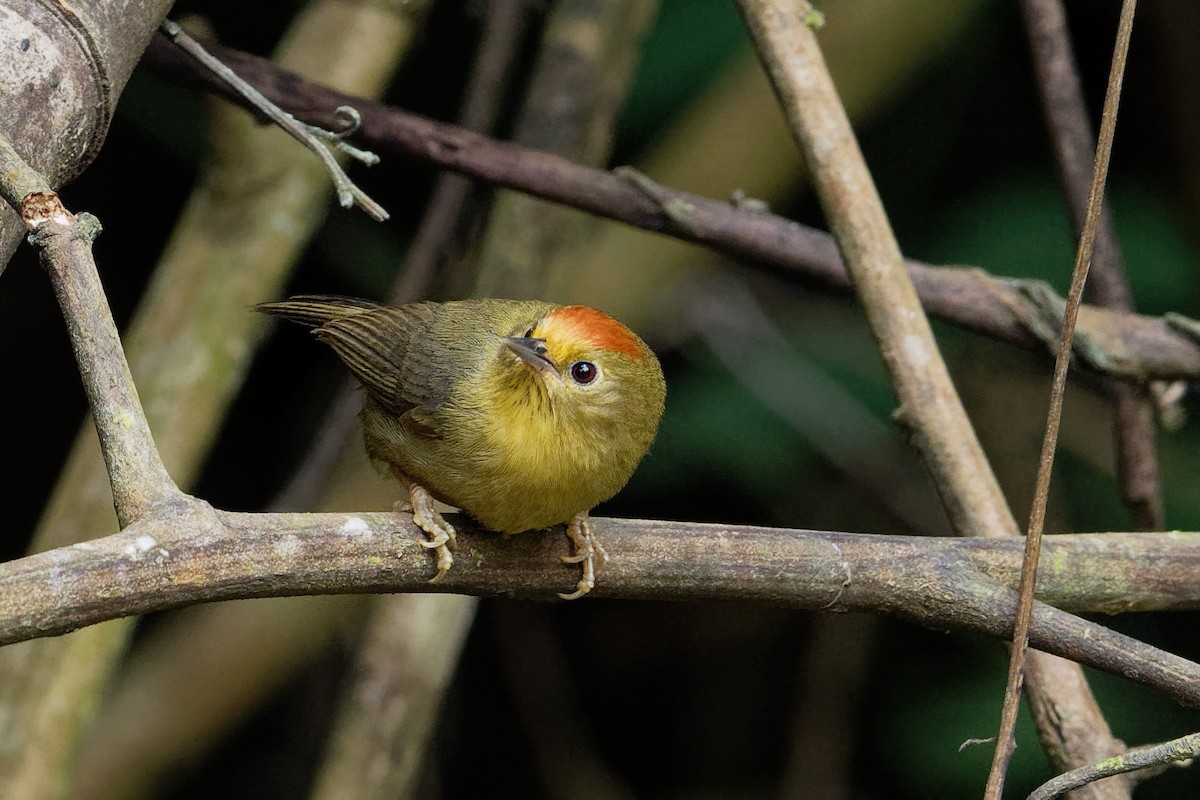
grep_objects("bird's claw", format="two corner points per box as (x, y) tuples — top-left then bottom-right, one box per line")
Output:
(558, 513), (605, 600)
(393, 469), (458, 582)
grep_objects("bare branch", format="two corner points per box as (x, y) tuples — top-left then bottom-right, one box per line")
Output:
(727, 4), (1132, 798)
(139, 34), (1200, 383)
(1022, 0), (1163, 534)
(993, 3), (1139, 793)
(0, 134), (183, 525)
(1028, 733), (1200, 800)
(3, 512), (1200, 703)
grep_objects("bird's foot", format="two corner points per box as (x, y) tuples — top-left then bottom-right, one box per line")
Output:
(392, 468), (456, 582)
(558, 513), (606, 600)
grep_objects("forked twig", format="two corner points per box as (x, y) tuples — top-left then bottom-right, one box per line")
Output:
(159, 19), (389, 221)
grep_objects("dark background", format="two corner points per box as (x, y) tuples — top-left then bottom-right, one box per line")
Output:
(2, 0), (1199, 797)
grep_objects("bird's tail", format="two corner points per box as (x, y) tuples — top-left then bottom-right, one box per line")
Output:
(255, 295), (381, 329)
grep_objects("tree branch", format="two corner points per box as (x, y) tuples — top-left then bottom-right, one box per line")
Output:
(140, 33), (1200, 383)
(999, 2), (1140, 795)
(2, 512), (1200, 699)
(0, 134), (184, 526)
(1022, 0), (1163, 534)
(728, 5), (1128, 798)
(0, 0), (175, 272)
(1027, 732), (1200, 800)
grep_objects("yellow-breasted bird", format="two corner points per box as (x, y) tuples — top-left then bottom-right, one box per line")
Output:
(257, 296), (666, 599)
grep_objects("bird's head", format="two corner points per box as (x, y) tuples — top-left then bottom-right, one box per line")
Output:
(499, 305), (666, 434)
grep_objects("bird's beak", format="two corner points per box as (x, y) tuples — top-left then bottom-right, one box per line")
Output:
(502, 336), (560, 379)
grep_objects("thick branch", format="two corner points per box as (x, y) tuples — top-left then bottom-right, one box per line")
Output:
(2, 512), (1200, 698)
(139, 34), (1200, 382)
(0, 0), (174, 272)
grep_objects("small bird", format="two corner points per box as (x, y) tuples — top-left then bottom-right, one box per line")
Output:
(258, 296), (666, 599)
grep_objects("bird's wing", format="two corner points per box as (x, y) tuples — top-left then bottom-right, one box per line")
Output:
(256, 295), (383, 328)
(315, 302), (450, 422)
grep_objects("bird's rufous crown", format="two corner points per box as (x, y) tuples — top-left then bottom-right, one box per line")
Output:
(544, 306), (646, 360)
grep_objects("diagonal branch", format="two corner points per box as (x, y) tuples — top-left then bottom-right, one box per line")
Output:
(727, 4), (1129, 799)
(1027, 732), (1200, 800)
(0, 135), (183, 527)
(138, 34), (1200, 383)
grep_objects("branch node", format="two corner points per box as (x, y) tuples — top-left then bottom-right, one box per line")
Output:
(614, 165), (702, 234)
(1013, 278), (1126, 376)
(730, 188), (771, 213)
(21, 190), (75, 231)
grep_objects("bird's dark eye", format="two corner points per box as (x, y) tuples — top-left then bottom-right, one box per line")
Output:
(569, 361), (598, 385)
(523, 326), (536, 338)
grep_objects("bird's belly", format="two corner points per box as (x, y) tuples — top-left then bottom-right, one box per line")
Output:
(415, 422), (622, 533)
(471, 423), (617, 531)
(363, 397), (636, 533)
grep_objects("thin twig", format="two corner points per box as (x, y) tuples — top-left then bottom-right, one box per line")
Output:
(987, 2), (1139, 796)
(139, 35), (1200, 383)
(1022, 0), (1163, 531)
(1027, 733), (1200, 800)
(159, 19), (389, 221)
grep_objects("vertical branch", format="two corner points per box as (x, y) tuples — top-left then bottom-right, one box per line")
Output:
(1021, 0), (1163, 531)
(390, 0), (532, 305)
(309, 596), (477, 800)
(472, 0), (661, 298)
(988, 1), (1139, 796)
